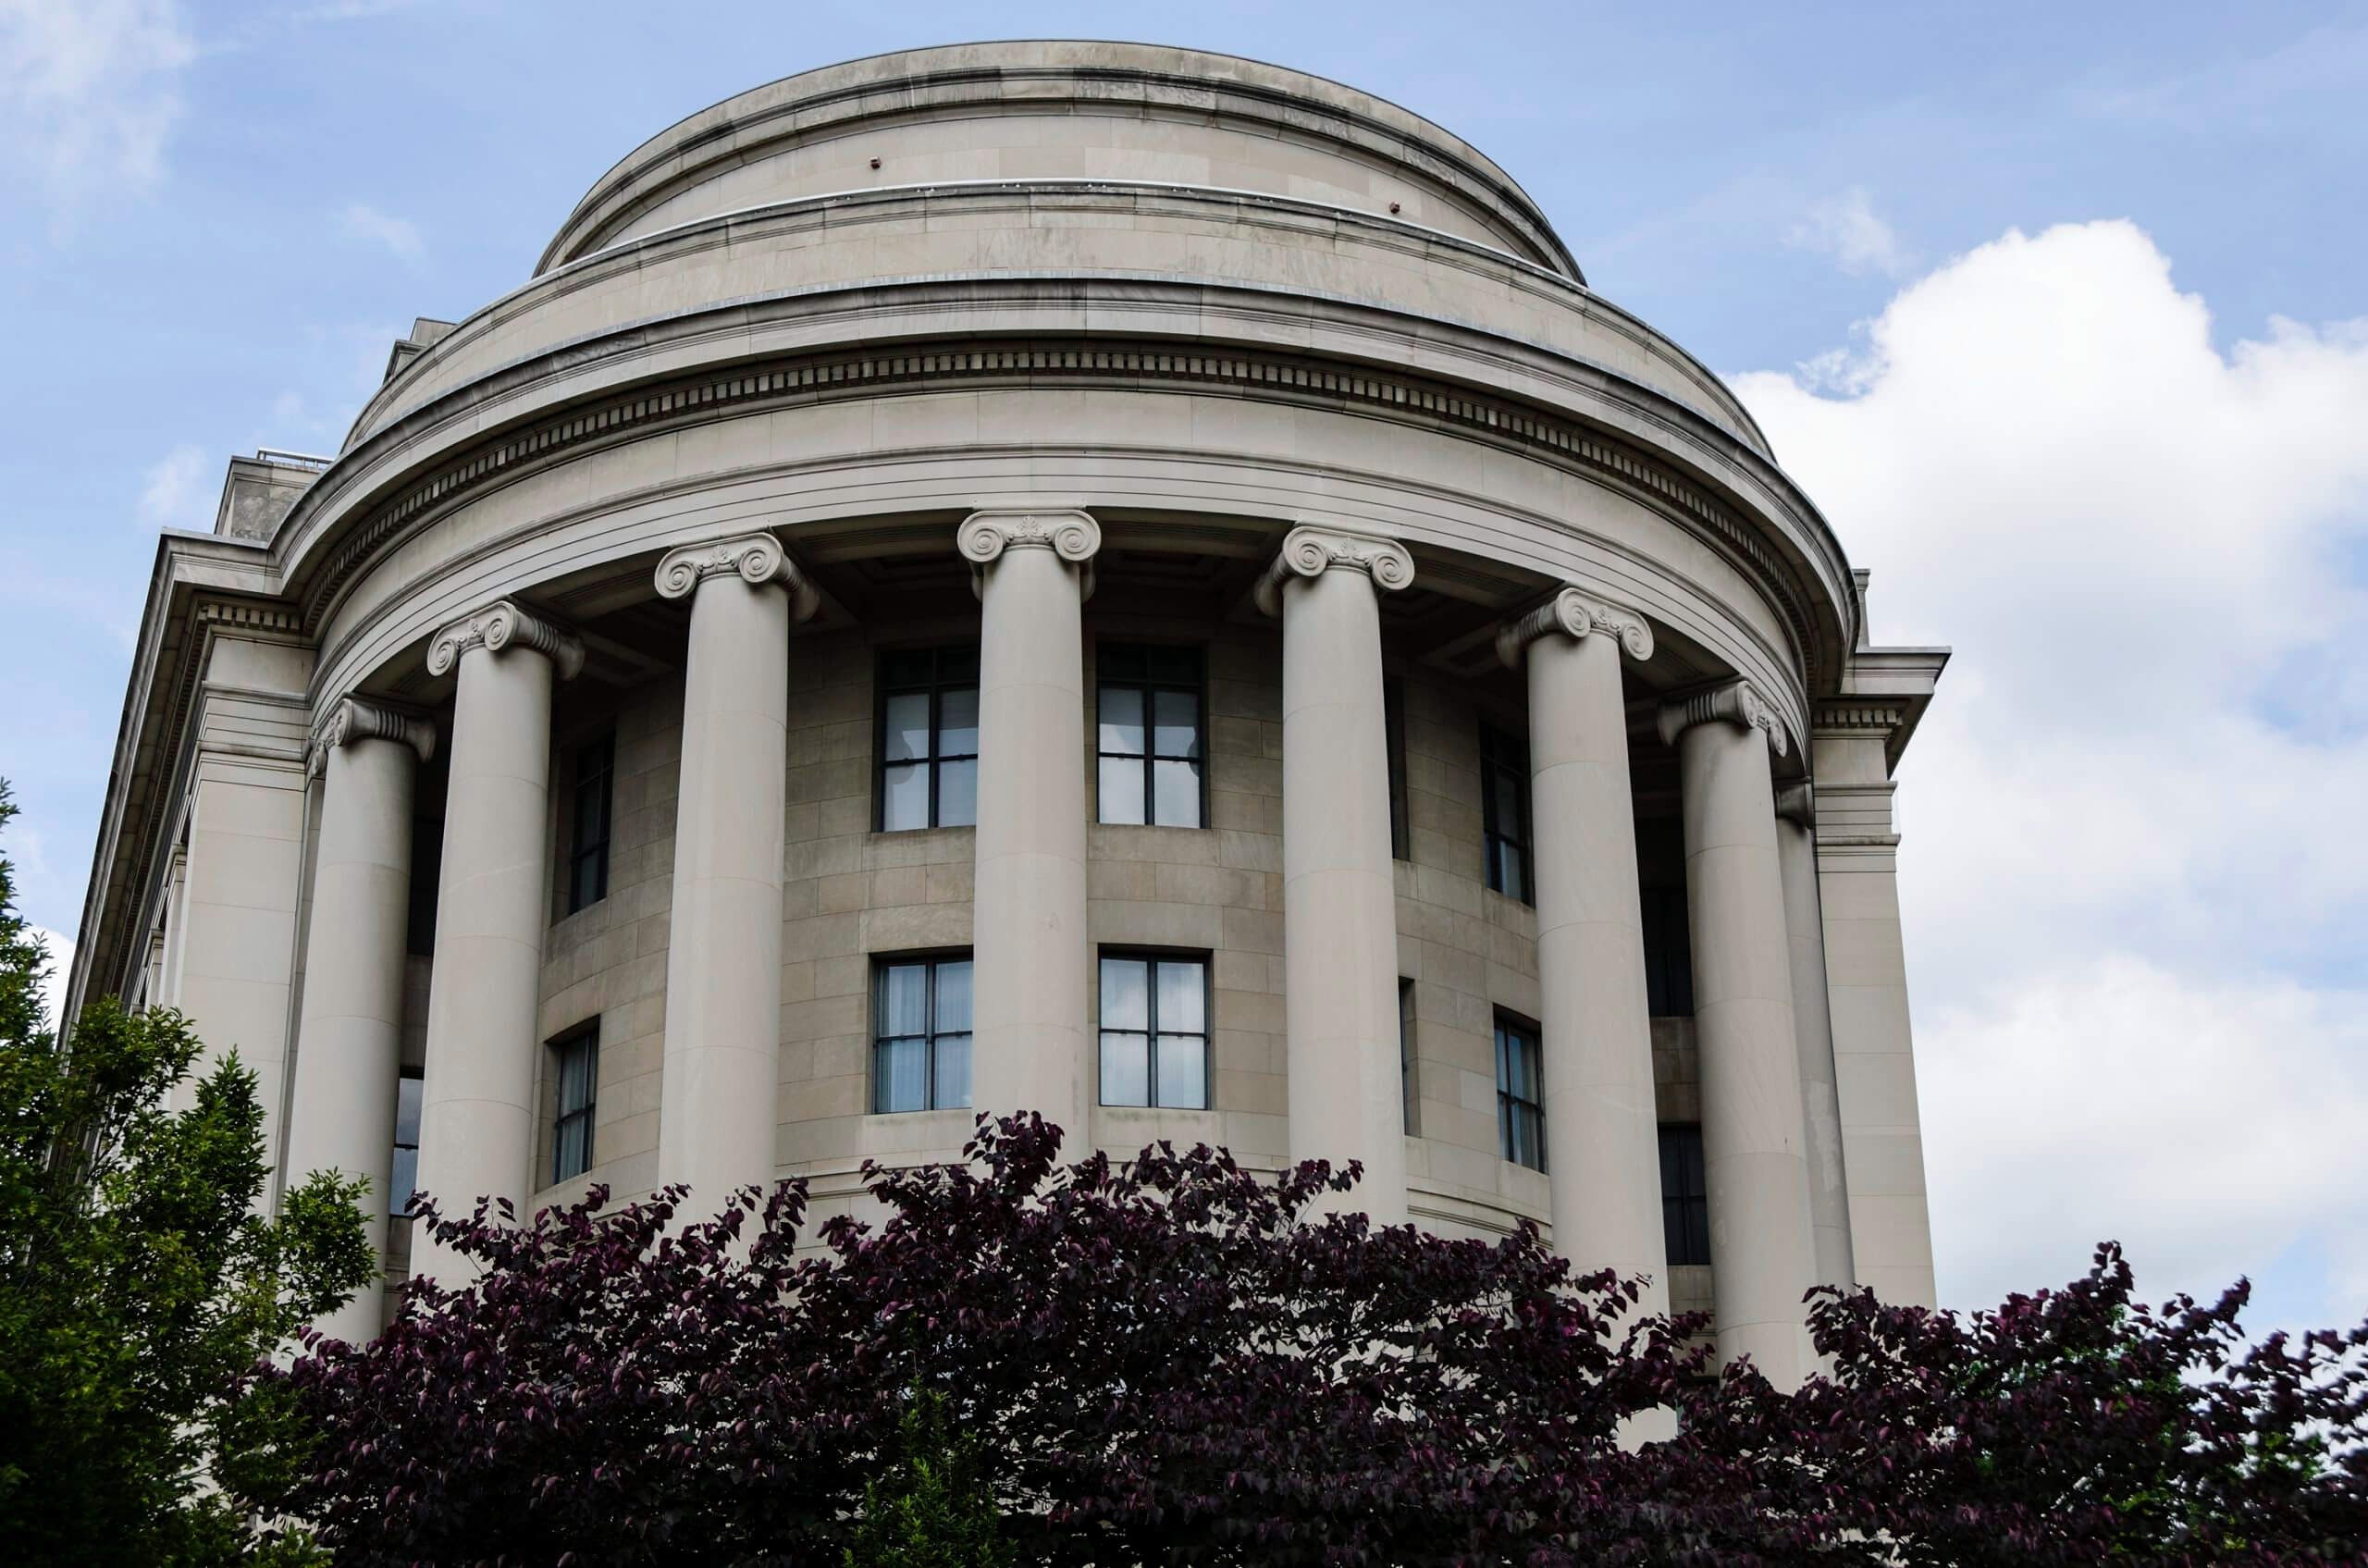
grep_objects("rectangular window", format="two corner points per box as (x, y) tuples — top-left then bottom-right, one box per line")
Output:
(1399, 977), (1420, 1137)
(1659, 1123), (1711, 1266)
(551, 1026), (598, 1183)
(1495, 1014), (1546, 1171)
(877, 648), (980, 832)
(1098, 952), (1209, 1109)
(388, 1068), (423, 1216)
(1385, 678), (1411, 862)
(567, 732), (614, 913)
(1478, 722), (1531, 903)
(872, 956), (974, 1114)
(1642, 884), (1696, 1017)
(1096, 645), (1204, 828)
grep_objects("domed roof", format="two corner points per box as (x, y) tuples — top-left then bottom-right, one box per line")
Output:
(537, 40), (1582, 281)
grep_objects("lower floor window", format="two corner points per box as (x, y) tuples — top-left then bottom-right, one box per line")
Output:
(1099, 953), (1208, 1109)
(551, 1026), (598, 1183)
(1495, 1015), (1545, 1171)
(1659, 1123), (1710, 1266)
(874, 956), (973, 1113)
(389, 1068), (423, 1216)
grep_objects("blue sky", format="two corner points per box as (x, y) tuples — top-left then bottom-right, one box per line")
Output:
(5, 0), (2365, 1335)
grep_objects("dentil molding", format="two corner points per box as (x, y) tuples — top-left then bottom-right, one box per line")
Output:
(653, 532), (821, 620)
(1252, 524), (1416, 616)
(1494, 586), (1655, 668)
(425, 599), (585, 680)
(1657, 678), (1789, 758)
(305, 696), (436, 778)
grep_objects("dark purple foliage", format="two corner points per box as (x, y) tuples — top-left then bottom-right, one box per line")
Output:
(253, 1117), (2368, 1566)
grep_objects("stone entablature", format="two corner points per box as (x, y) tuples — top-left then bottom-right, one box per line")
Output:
(62, 42), (1949, 1373)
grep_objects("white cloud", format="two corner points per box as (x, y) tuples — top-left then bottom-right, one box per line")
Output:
(1787, 186), (1909, 278)
(0, 0), (196, 202)
(136, 441), (210, 529)
(1733, 220), (2368, 1329)
(338, 201), (424, 265)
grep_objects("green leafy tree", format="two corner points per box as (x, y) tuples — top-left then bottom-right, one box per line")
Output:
(845, 1387), (1011, 1568)
(0, 782), (374, 1566)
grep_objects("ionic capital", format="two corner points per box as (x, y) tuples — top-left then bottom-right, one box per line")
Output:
(1252, 525), (1415, 617)
(956, 510), (1102, 600)
(426, 599), (584, 681)
(1657, 679), (1790, 758)
(1494, 586), (1655, 668)
(654, 533), (820, 621)
(306, 696), (436, 778)
(1775, 781), (1816, 828)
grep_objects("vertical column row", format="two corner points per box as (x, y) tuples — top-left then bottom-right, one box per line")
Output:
(411, 600), (583, 1286)
(1777, 783), (1856, 1294)
(1256, 525), (1414, 1225)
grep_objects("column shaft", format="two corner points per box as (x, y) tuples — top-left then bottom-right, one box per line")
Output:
(413, 605), (575, 1285)
(966, 516), (1096, 1148)
(284, 710), (425, 1344)
(1667, 686), (1819, 1387)
(655, 539), (802, 1207)
(1268, 531), (1410, 1225)
(1523, 624), (1666, 1313)
(1777, 796), (1856, 1291)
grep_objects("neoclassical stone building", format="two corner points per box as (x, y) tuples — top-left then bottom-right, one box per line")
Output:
(63, 43), (1944, 1389)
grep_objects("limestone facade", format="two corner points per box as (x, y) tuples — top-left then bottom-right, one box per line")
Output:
(61, 43), (1946, 1382)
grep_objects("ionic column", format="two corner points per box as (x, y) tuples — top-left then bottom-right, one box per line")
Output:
(284, 697), (434, 1344)
(1256, 525), (1413, 1225)
(1777, 783), (1855, 1292)
(1496, 590), (1666, 1314)
(413, 600), (582, 1286)
(652, 535), (817, 1209)
(1659, 680), (1818, 1387)
(959, 511), (1101, 1148)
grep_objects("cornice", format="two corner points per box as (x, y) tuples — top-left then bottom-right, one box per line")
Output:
(1494, 586), (1655, 667)
(1252, 525), (1416, 616)
(293, 334), (1837, 693)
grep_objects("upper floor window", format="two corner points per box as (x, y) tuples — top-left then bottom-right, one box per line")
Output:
(1642, 884), (1696, 1017)
(1659, 1123), (1710, 1266)
(878, 648), (979, 832)
(1097, 645), (1203, 828)
(874, 955), (973, 1114)
(1478, 722), (1531, 903)
(551, 1025), (598, 1183)
(1495, 1013), (1545, 1172)
(1098, 952), (1209, 1109)
(388, 1068), (423, 1216)
(1385, 677), (1411, 862)
(567, 732), (614, 913)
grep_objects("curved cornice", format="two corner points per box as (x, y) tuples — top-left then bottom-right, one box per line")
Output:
(358, 183), (1755, 454)
(536, 41), (1579, 279)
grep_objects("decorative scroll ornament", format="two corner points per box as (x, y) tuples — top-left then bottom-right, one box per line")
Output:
(1494, 586), (1656, 668)
(955, 510), (1103, 601)
(1656, 678), (1790, 758)
(1252, 525), (1416, 617)
(425, 599), (585, 681)
(1775, 781), (1816, 828)
(306, 696), (436, 777)
(653, 532), (820, 621)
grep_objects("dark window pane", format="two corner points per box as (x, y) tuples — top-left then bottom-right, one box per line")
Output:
(938, 686), (979, 757)
(394, 1073), (423, 1145)
(554, 1117), (590, 1181)
(389, 1144), (419, 1217)
(1152, 689), (1200, 759)
(1151, 759), (1201, 827)
(882, 649), (935, 686)
(1098, 757), (1145, 824)
(1098, 686), (1145, 756)
(935, 758), (977, 827)
(882, 692), (931, 762)
(1148, 646), (1199, 684)
(1100, 1032), (1150, 1105)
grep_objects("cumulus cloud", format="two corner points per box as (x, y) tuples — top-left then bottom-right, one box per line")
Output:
(1733, 220), (2368, 1329)
(338, 200), (424, 264)
(0, 0), (196, 202)
(1786, 186), (1909, 278)
(137, 441), (210, 529)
